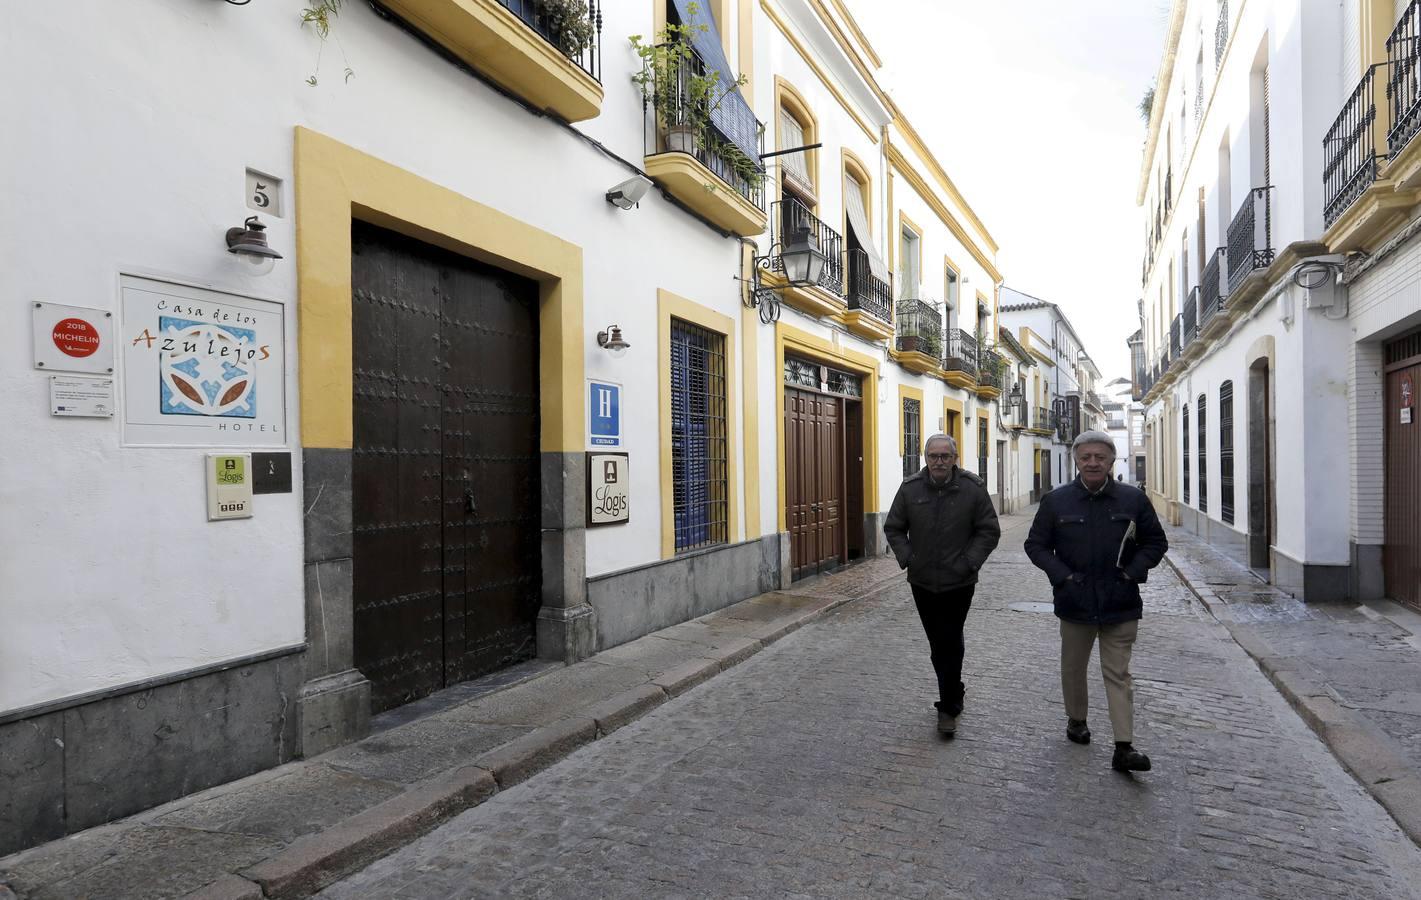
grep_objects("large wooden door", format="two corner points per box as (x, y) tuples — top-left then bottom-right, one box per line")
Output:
(1385, 332), (1421, 609)
(351, 222), (541, 714)
(785, 387), (845, 579)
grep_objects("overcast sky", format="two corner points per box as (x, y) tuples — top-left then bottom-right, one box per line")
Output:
(846, 0), (1170, 377)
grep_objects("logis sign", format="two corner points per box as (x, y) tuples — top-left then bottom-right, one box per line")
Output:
(586, 452), (629, 526)
(120, 275), (287, 447)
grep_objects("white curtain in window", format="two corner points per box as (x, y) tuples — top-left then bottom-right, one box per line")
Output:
(842, 175), (889, 283)
(778, 109), (814, 198)
(899, 230), (920, 298)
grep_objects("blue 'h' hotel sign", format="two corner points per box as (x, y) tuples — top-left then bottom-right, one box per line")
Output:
(589, 381), (620, 447)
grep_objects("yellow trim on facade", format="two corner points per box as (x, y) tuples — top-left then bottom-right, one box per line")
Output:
(738, 0), (755, 99)
(741, 302), (762, 541)
(658, 289), (741, 558)
(381, 0), (604, 122)
(942, 396), (965, 454)
(643, 153), (769, 236)
(828, 0), (883, 67)
(774, 323), (881, 532)
(804, 0), (892, 109)
(707, 0), (734, 60)
(886, 110), (999, 255)
(775, 75), (821, 202)
(898, 384), (925, 467)
(760, 0), (879, 144)
(886, 142), (1003, 284)
(293, 126), (582, 451)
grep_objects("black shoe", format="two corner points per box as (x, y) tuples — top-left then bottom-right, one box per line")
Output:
(936, 709), (957, 738)
(1066, 719), (1091, 745)
(1112, 744), (1151, 773)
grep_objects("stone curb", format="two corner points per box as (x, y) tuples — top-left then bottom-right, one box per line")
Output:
(167, 576), (887, 899)
(1165, 548), (1421, 851)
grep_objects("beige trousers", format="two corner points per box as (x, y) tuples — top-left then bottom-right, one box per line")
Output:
(1060, 619), (1139, 743)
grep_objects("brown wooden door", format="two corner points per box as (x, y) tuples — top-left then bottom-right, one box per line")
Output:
(785, 387), (845, 579)
(1385, 346), (1421, 609)
(843, 401), (864, 559)
(352, 222), (541, 714)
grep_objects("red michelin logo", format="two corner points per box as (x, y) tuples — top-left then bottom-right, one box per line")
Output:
(52, 317), (100, 358)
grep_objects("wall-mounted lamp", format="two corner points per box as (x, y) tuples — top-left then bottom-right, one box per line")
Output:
(597, 325), (631, 358)
(744, 225), (827, 324)
(1007, 382), (1025, 422)
(606, 175), (652, 210)
(226, 215), (282, 276)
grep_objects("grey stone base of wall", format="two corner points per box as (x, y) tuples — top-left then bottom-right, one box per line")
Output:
(862, 512), (889, 558)
(536, 604), (597, 663)
(0, 648), (304, 857)
(1274, 547), (1351, 603)
(588, 534), (783, 650)
(297, 669), (372, 760)
(1176, 506), (1250, 567)
(1351, 542), (1386, 601)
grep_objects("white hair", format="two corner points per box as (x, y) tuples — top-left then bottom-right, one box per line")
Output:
(1071, 429), (1117, 459)
(923, 433), (957, 455)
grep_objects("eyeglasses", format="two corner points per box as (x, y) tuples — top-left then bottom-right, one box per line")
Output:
(926, 453), (956, 463)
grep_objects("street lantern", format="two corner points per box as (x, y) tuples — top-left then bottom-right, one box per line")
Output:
(780, 225), (825, 286)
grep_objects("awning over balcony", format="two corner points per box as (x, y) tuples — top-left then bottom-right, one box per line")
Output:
(671, 0), (759, 162)
(843, 175), (888, 283)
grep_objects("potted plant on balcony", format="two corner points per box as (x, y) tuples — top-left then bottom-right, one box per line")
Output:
(630, 4), (746, 156)
(538, 0), (595, 59)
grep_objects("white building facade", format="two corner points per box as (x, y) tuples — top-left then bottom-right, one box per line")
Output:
(0, 0), (1024, 854)
(1136, 0), (1354, 601)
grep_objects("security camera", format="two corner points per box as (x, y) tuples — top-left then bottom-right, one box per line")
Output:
(606, 175), (652, 210)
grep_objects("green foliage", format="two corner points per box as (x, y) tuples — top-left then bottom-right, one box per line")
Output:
(301, 0), (354, 86)
(1138, 85), (1156, 124)
(539, 0), (596, 57)
(629, 3), (745, 134)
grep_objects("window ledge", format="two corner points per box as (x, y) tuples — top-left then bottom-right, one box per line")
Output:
(644, 153), (768, 236)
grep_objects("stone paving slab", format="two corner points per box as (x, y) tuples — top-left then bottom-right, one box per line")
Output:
(0, 557), (898, 900)
(1164, 524), (1421, 850)
(311, 511), (1421, 899)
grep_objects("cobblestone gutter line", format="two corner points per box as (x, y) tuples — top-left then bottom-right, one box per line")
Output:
(1163, 547), (1421, 850)
(0, 562), (904, 900)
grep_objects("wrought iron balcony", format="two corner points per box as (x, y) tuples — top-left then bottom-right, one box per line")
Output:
(1181, 286), (1199, 349)
(1169, 316), (1182, 361)
(770, 198), (842, 295)
(845, 248), (891, 324)
(943, 328), (978, 375)
(1215, 0), (1229, 69)
(977, 348), (1005, 390)
(1226, 187), (1274, 291)
(645, 45), (765, 213)
(1389, 1), (1421, 156)
(1033, 406), (1052, 431)
(1323, 65), (1381, 228)
(1200, 246), (1226, 327)
(894, 298), (942, 357)
(498, 0), (603, 82)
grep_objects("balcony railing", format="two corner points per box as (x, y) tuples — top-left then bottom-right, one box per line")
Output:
(1181, 286), (1199, 349)
(845, 248), (891, 324)
(1216, 0), (1229, 69)
(1200, 246), (1227, 327)
(894, 298), (942, 357)
(498, 0), (603, 82)
(1033, 406), (1052, 431)
(977, 349), (1004, 390)
(1226, 186), (1274, 291)
(1323, 65), (1381, 228)
(1169, 316), (1182, 361)
(943, 328), (978, 374)
(770, 197), (842, 295)
(1389, 0), (1421, 156)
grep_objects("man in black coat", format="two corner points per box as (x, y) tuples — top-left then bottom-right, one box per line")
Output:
(1025, 430), (1168, 773)
(884, 433), (1001, 737)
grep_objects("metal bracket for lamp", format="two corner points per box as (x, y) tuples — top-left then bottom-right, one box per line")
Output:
(741, 226), (827, 326)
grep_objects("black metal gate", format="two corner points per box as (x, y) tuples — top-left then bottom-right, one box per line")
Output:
(351, 222), (541, 713)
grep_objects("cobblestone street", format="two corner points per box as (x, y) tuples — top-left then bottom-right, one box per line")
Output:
(318, 511), (1421, 899)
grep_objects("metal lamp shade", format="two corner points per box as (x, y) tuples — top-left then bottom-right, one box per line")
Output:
(781, 227), (825, 286)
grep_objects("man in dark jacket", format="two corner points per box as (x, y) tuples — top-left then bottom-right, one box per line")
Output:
(884, 434), (1001, 737)
(1025, 431), (1167, 773)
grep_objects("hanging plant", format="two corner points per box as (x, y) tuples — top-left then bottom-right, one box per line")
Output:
(538, 0), (595, 58)
(301, 0), (354, 86)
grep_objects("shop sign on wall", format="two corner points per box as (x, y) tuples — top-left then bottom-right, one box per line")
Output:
(120, 275), (287, 447)
(588, 380), (621, 447)
(33, 302), (114, 374)
(586, 452), (629, 526)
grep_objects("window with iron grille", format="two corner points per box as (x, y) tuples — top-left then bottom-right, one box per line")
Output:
(670, 318), (728, 553)
(978, 418), (989, 485)
(1220, 381), (1235, 524)
(1197, 394), (1209, 514)
(1182, 404), (1191, 503)
(902, 397), (921, 479)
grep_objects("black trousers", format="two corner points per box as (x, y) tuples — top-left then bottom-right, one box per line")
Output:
(911, 584), (975, 714)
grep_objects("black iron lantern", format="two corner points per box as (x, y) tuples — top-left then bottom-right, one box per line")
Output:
(780, 225), (825, 286)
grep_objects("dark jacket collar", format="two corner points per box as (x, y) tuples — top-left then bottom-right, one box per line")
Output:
(916, 466), (963, 490)
(1071, 475), (1116, 498)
